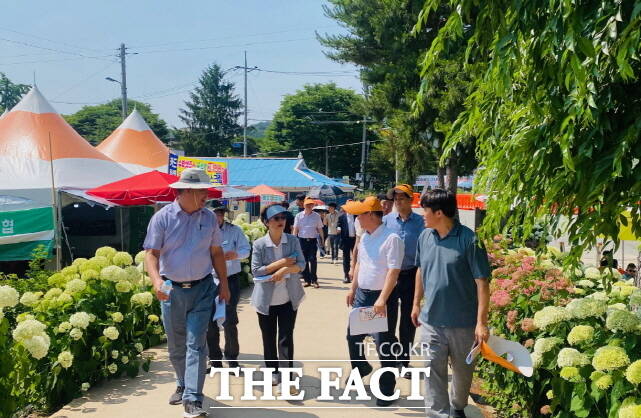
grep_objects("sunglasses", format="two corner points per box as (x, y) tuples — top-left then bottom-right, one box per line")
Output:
(271, 215), (287, 221)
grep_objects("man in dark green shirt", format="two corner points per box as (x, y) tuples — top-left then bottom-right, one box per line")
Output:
(411, 189), (490, 418)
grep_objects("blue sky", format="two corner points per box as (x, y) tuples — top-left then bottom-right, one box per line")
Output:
(1, 1), (361, 127)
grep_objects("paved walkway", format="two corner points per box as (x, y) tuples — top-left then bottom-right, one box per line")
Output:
(53, 258), (485, 418)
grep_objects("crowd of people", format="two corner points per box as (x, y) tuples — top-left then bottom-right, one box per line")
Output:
(143, 167), (491, 418)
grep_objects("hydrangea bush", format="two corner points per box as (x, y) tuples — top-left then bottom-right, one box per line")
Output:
(0, 247), (163, 417)
(482, 239), (641, 417)
(231, 212), (266, 287)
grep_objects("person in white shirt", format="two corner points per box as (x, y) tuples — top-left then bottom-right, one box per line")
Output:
(206, 202), (251, 370)
(293, 197), (324, 288)
(344, 196), (404, 407)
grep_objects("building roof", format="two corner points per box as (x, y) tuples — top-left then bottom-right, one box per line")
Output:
(199, 157), (355, 190)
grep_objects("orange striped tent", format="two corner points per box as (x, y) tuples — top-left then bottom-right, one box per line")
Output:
(0, 87), (133, 194)
(97, 109), (169, 174)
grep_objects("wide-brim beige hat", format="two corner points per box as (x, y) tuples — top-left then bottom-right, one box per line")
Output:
(169, 168), (213, 189)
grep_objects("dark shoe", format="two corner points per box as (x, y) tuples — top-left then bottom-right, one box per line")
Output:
(228, 360), (240, 368)
(343, 278), (351, 284)
(168, 386), (184, 405)
(303, 283), (312, 287)
(453, 410), (467, 418)
(183, 400), (207, 417)
(210, 360), (223, 368)
(375, 398), (395, 407)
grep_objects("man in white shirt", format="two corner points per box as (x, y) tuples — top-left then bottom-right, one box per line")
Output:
(344, 196), (404, 407)
(293, 197), (324, 288)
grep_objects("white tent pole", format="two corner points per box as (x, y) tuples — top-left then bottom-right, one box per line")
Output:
(48, 133), (61, 270)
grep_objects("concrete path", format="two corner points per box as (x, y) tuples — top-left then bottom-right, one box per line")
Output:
(53, 258), (485, 418)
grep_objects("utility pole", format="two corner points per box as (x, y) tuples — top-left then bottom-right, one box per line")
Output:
(119, 43), (128, 120)
(243, 51), (248, 157)
(360, 117), (367, 189)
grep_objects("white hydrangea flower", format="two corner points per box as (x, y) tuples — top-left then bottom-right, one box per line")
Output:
(57, 350), (74, 368)
(557, 347), (590, 367)
(608, 303), (627, 312)
(12, 319), (47, 342)
(111, 312), (124, 323)
(148, 314), (159, 323)
(135, 343), (144, 352)
(115, 280), (132, 293)
(135, 250), (146, 265)
(44, 288), (63, 299)
(112, 251), (133, 266)
(20, 291), (42, 307)
(534, 337), (563, 354)
(566, 297), (607, 319)
(22, 334), (50, 359)
(95, 246), (117, 260)
(533, 306), (570, 329)
(103, 326), (119, 340)
(69, 312), (91, 329)
(121, 356), (129, 364)
(81, 382), (90, 391)
(584, 267), (601, 279)
(0, 285), (19, 308)
(58, 321), (72, 333)
(131, 292), (153, 307)
(576, 280), (595, 288)
(56, 293), (73, 305)
(111, 350), (119, 359)
(16, 313), (35, 323)
(107, 363), (118, 374)
(69, 328), (83, 340)
(0, 308), (3, 321)
(64, 278), (87, 294)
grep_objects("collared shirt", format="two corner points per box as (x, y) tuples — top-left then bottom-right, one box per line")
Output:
(294, 211), (323, 239)
(143, 201), (222, 282)
(355, 218), (364, 238)
(346, 214), (356, 237)
(416, 221), (490, 328)
(383, 211), (425, 270)
(357, 224), (404, 290)
(325, 211), (340, 235)
(265, 233), (290, 305)
(213, 221), (251, 277)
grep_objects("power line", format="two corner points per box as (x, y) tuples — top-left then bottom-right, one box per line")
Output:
(53, 60), (118, 100)
(0, 26), (108, 53)
(251, 140), (382, 156)
(0, 37), (113, 61)
(130, 37), (315, 55)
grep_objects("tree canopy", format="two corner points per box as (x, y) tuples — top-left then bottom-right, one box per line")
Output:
(265, 83), (365, 178)
(177, 64), (242, 156)
(64, 100), (169, 145)
(417, 0), (641, 258)
(0, 73), (29, 113)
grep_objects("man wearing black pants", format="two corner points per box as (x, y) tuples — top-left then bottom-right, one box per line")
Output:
(337, 210), (356, 283)
(293, 197), (324, 288)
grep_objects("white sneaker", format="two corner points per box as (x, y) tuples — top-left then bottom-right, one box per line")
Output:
(271, 371), (281, 386)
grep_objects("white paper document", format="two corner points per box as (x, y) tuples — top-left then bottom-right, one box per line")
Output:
(348, 306), (388, 336)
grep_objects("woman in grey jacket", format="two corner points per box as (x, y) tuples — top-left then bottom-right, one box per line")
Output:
(251, 204), (306, 386)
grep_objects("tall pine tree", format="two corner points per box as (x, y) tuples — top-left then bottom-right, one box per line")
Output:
(178, 64), (242, 156)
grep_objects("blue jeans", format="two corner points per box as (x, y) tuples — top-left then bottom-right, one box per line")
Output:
(161, 278), (216, 403)
(346, 287), (397, 397)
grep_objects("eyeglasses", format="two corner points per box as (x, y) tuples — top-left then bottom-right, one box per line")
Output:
(271, 215), (287, 221)
(628, 269), (637, 273)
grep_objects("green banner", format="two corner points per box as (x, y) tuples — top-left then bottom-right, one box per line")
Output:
(0, 240), (53, 261)
(0, 207), (54, 237)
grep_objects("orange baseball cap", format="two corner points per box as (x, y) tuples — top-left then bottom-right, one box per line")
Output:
(342, 196), (383, 215)
(303, 197), (316, 206)
(387, 183), (414, 199)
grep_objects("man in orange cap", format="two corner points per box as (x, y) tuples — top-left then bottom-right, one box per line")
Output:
(293, 196), (324, 288)
(383, 184), (425, 376)
(344, 196), (404, 406)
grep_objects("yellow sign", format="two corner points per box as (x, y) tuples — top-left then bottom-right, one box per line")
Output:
(176, 157), (228, 186)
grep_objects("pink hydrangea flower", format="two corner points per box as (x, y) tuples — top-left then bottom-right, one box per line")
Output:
(490, 290), (512, 307)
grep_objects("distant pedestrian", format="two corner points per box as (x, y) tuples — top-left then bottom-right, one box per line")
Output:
(337, 205), (357, 283)
(288, 194), (305, 216)
(325, 203), (341, 264)
(293, 197), (324, 288)
(251, 204), (306, 390)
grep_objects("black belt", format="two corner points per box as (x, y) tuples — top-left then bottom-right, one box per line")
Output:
(299, 237), (317, 241)
(163, 274), (212, 289)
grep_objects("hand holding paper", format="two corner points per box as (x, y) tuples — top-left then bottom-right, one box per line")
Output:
(466, 335), (533, 377)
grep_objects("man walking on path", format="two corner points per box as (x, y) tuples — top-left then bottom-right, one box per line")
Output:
(288, 194), (305, 216)
(144, 168), (230, 418)
(337, 206), (357, 283)
(325, 202), (341, 264)
(411, 189), (490, 418)
(344, 196), (404, 407)
(293, 197), (324, 288)
(206, 201), (250, 370)
(383, 184), (425, 375)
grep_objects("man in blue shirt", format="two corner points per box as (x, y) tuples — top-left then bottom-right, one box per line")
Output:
(144, 168), (230, 418)
(411, 189), (490, 418)
(206, 201), (250, 371)
(383, 184), (425, 374)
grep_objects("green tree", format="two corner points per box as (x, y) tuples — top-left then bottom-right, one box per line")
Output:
(417, 0), (641, 260)
(266, 83), (365, 178)
(0, 73), (30, 112)
(319, 0), (474, 188)
(178, 64), (242, 156)
(64, 100), (169, 145)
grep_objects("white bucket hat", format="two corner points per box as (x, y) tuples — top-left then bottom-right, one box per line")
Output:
(169, 168), (212, 189)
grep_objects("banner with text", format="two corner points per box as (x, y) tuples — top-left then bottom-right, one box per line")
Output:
(168, 153), (228, 186)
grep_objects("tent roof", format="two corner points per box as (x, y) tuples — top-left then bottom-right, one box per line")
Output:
(0, 87), (132, 191)
(248, 184), (285, 197)
(96, 109), (169, 173)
